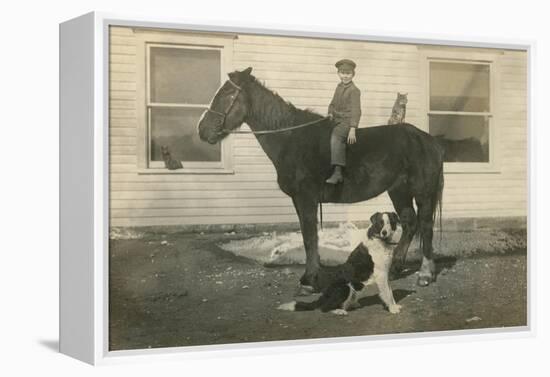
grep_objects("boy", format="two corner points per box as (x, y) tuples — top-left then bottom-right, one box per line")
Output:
(326, 59), (362, 184)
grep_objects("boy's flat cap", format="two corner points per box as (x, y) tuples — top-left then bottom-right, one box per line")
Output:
(335, 59), (357, 71)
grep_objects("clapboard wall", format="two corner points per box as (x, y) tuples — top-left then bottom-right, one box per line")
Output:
(109, 26), (527, 227)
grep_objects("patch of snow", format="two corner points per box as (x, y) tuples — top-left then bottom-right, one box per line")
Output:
(219, 222), (366, 265)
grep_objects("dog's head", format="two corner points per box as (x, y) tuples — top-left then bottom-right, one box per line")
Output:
(367, 212), (401, 243)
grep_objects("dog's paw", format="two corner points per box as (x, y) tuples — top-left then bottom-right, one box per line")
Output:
(277, 301), (296, 311)
(388, 304), (402, 314)
(331, 309), (348, 316)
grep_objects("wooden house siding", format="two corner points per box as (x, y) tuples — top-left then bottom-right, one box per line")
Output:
(109, 27), (527, 227)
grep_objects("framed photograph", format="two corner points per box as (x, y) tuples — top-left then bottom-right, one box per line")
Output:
(60, 12), (532, 365)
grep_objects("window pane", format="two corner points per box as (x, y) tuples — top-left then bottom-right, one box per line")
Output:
(150, 107), (221, 162)
(429, 114), (489, 162)
(150, 47), (221, 104)
(430, 62), (490, 112)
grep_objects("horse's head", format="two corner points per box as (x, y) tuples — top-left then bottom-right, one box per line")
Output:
(198, 67), (253, 144)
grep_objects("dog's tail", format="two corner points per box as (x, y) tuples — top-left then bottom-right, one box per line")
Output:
(277, 299), (321, 312)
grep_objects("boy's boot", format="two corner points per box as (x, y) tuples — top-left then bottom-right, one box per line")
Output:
(325, 165), (343, 184)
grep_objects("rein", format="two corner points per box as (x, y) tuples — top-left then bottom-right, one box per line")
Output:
(227, 116), (329, 135)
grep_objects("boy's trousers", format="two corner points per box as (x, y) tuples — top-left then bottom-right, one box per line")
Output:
(330, 124), (351, 166)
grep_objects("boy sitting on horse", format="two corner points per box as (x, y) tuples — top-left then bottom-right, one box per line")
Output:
(326, 59), (362, 184)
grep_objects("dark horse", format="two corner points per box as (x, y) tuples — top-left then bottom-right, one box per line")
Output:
(198, 67), (444, 289)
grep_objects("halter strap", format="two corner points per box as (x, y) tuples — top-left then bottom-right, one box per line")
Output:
(226, 116), (329, 135)
(227, 79), (243, 91)
(205, 79), (243, 121)
(205, 79), (328, 135)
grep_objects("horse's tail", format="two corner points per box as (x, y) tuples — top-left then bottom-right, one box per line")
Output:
(433, 164), (444, 246)
(413, 129), (444, 246)
(415, 164), (444, 253)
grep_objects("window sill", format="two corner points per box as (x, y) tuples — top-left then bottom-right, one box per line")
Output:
(137, 168), (235, 175)
(443, 162), (501, 174)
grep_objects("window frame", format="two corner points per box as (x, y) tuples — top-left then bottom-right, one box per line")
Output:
(134, 29), (236, 174)
(420, 48), (502, 173)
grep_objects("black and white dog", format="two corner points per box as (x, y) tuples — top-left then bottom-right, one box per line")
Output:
(278, 212), (402, 315)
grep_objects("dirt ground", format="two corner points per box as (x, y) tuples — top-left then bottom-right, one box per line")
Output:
(109, 229), (527, 351)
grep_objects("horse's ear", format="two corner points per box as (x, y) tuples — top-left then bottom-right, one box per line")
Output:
(243, 67), (253, 76)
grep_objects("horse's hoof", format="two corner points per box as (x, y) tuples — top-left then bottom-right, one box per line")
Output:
(295, 285), (315, 296)
(417, 276), (433, 287)
(300, 272), (319, 288)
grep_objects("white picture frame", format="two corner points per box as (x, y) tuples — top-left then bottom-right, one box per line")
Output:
(59, 11), (534, 365)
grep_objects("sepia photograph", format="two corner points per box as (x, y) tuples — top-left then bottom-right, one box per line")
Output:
(107, 25), (528, 351)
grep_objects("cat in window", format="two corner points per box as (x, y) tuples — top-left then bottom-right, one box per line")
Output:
(388, 92), (408, 125)
(161, 145), (183, 170)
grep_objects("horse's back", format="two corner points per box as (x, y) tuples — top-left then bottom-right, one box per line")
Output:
(354, 123), (443, 164)
(356, 122), (433, 143)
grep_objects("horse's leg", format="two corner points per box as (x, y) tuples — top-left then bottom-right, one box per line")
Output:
(388, 185), (417, 274)
(291, 196), (321, 291)
(415, 194), (436, 286)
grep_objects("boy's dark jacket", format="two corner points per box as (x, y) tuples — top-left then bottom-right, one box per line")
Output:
(328, 81), (362, 128)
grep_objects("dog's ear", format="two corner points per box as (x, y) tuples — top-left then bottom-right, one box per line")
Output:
(367, 226), (376, 239)
(389, 212), (400, 230)
(389, 212), (400, 224)
(369, 212), (381, 225)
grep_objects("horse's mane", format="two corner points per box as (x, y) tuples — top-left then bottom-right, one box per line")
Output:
(246, 76), (323, 130)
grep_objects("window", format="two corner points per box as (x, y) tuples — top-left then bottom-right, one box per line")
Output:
(135, 31), (235, 173)
(427, 59), (495, 168)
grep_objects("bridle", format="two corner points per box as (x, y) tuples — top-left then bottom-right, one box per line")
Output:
(204, 79), (328, 136)
(205, 79), (244, 136)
